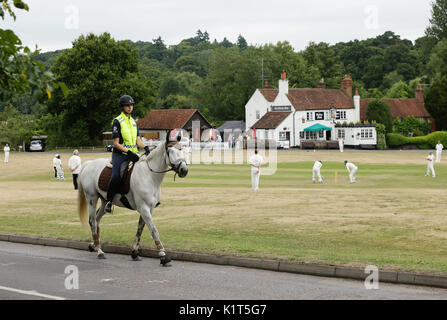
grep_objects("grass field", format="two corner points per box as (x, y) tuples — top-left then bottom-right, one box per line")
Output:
(1, 149), (447, 275)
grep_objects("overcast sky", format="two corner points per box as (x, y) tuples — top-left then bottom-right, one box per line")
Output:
(2, 0), (433, 53)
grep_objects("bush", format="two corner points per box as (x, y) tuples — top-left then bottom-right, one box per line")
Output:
(386, 131), (447, 149)
(376, 123), (387, 150)
(393, 116), (431, 136)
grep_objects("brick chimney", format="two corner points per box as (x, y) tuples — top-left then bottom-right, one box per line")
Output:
(318, 78), (326, 89)
(278, 70), (289, 95)
(340, 74), (353, 97)
(415, 84), (424, 103)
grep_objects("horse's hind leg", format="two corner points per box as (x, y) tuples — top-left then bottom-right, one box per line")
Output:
(131, 216), (145, 261)
(88, 197), (106, 259)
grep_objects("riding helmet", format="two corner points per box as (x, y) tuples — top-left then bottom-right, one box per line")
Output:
(119, 95), (135, 107)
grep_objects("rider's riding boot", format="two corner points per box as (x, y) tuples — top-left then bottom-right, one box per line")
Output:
(105, 180), (117, 213)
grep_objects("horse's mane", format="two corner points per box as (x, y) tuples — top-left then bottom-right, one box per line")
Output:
(139, 141), (166, 162)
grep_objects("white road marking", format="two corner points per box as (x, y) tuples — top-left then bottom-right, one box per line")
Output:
(0, 285), (67, 300)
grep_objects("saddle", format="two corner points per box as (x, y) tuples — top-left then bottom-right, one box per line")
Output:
(98, 161), (135, 195)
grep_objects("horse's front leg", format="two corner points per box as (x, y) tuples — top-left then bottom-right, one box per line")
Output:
(131, 216), (145, 261)
(139, 205), (171, 266)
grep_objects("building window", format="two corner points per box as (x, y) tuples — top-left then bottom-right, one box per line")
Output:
(338, 129), (345, 139)
(300, 131), (304, 139)
(256, 110), (260, 120)
(305, 131), (318, 140)
(306, 112), (313, 121)
(319, 130), (324, 138)
(279, 132), (287, 141)
(336, 111), (347, 120)
(360, 129), (373, 139)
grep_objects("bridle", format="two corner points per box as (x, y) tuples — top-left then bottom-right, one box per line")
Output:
(146, 142), (187, 180)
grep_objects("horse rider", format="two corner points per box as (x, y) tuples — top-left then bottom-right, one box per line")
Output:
(105, 95), (150, 213)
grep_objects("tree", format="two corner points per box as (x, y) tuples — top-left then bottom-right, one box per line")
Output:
(385, 81), (412, 99)
(237, 35), (248, 51)
(302, 42), (343, 88)
(366, 99), (393, 132)
(0, 0), (61, 103)
(198, 47), (260, 121)
(425, 75), (447, 130)
(425, 0), (447, 40)
(426, 38), (447, 81)
(0, 105), (41, 148)
(45, 32), (155, 146)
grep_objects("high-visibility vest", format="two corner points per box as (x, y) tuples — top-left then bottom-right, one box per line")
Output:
(113, 112), (138, 154)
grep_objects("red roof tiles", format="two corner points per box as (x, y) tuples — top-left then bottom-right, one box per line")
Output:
(360, 99), (431, 121)
(287, 89), (354, 110)
(252, 112), (291, 129)
(260, 88), (354, 110)
(138, 109), (209, 129)
(259, 89), (279, 102)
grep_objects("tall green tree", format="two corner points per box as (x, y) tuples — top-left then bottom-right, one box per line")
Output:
(385, 81), (412, 99)
(425, 0), (447, 40)
(45, 32), (155, 146)
(426, 38), (447, 81)
(425, 75), (447, 130)
(302, 42), (343, 88)
(198, 47), (259, 121)
(0, 0), (61, 103)
(366, 99), (393, 132)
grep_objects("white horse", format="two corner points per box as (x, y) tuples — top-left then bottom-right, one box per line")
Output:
(77, 136), (188, 265)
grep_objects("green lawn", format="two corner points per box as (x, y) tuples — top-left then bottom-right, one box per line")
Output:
(1, 152), (447, 275)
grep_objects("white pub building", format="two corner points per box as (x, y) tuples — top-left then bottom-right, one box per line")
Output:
(245, 71), (377, 149)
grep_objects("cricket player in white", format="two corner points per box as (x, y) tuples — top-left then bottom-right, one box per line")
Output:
(53, 154), (65, 181)
(312, 160), (323, 184)
(344, 160), (358, 183)
(426, 152), (435, 178)
(435, 141), (443, 163)
(338, 138), (344, 153)
(3, 144), (10, 163)
(248, 149), (264, 192)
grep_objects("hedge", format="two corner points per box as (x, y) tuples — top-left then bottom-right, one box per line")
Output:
(386, 131), (447, 149)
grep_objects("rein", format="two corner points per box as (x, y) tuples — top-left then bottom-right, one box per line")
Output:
(143, 144), (184, 181)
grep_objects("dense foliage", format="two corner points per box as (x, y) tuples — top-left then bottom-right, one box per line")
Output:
(387, 131), (447, 149)
(366, 100), (393, 133)
(2, 0), (447, 147)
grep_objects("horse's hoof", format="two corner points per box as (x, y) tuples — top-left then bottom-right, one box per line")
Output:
(88, 243), (95, 252)
(131, 250), (141, 261)
(97, 253), (106, 259)
(160, 255), (172, 266)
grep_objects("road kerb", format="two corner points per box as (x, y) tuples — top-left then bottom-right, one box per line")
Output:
(2, 233), (447, 289)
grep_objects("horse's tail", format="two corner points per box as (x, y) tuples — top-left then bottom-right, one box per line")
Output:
(77, 179), (88, 227)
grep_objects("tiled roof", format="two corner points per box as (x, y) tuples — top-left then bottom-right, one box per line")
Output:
(252, 112), (291, 129)
(138, 109), (203, 129)
(287, 89), (354, 110)
(360, 99), (431, 121)
(259, 89), (279, 102)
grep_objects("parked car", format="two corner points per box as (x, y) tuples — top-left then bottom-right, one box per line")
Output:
(29, 140), (43, 152)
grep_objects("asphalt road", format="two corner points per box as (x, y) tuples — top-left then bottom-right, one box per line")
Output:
(1, 241), (447, 300)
